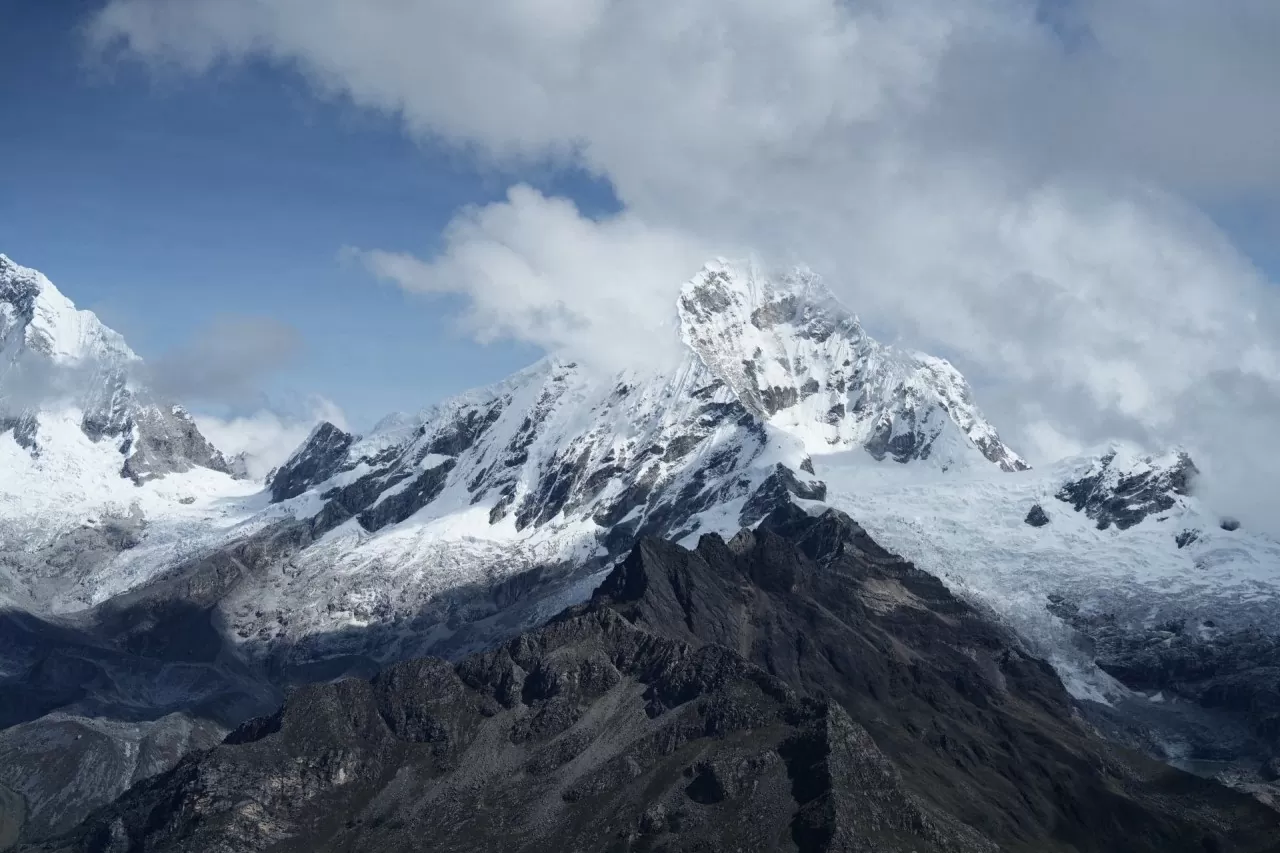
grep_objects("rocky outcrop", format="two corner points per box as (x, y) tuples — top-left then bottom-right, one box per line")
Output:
(739, 463), (827, 527)
(118, 404), (231, 484)
(0, 413), (38, 452)
(1024, 503), (1050, 527)
(1057, 449), (1198, 530)
(269, 422), (356, 502)
(33, 509), (1280, 852)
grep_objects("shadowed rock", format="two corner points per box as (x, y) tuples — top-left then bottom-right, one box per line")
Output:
(269, 422), (355, 503)
(28, 508), (1280, 853)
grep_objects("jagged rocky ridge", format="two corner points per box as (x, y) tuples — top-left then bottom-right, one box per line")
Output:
(1055, 449), (1198, 531)
(2, 255), (1027, 655)
(0, 255), (1036, 850)
(32, 507), (1280, 853)
(678, 265), (1027, 471)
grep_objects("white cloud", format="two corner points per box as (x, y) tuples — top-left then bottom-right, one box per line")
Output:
(92, 0), (1280, 529)
(89, 0), (1280, 199)
(363, 186), (712, 373)
(194, 398), (348, 480)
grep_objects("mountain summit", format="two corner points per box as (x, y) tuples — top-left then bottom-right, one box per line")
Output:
(0, 255), (255, 614)
(0, 254), (136, 368)
(678, 260), (1027, 470)
(0, 254), (230, 483)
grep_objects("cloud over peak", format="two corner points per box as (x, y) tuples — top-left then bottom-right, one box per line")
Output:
(362, 186), (711, 373)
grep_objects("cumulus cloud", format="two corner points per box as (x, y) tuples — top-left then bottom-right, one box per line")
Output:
(194, 398), (348, 480)
(362, 186), (713, 372)
(91, 0), (1280, 528)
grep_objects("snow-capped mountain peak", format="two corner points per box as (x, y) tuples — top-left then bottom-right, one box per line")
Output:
(1, 253), (137, 368)
(0, 256), (251, 609)
(678, 259), (1027, 471)
(0, 254), (233, 483)
(6, 255), (1030, 652)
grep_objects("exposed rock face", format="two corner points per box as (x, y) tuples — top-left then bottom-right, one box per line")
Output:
(1024, 503), (1050, 527)
(117, 404), (231, 484)
(0, 413), (38, 452)
(269, 422), (356, 502)
(739, 463), (827, 527)
(1057, 449), (1198, 530)
(32, 509), (1280, 853)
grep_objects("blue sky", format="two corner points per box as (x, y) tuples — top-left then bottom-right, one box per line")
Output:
(1, 0), (616, 426)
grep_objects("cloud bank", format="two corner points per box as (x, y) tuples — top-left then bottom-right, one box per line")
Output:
(92, 0), (1280, 528)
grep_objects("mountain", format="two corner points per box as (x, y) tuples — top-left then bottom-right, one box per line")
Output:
(0, 256), (259, 610)
(0, 257), (273, 846)
(2, 255), (1279, 848)
(28, 507), (1280, 853)
(677, 263), (1027, 471)
(232, 260), (1025, 658)
(2, 257), (1027, 656)
(0, 254), (232, 484)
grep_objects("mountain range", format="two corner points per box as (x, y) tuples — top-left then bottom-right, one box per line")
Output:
(1, 253), (1277, 850)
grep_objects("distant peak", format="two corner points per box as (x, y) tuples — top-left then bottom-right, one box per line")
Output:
(0, 254), (137, 367)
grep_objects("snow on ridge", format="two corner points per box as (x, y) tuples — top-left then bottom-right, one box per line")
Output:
(0, 253), (137, 368)
(0, 257), (258, 606)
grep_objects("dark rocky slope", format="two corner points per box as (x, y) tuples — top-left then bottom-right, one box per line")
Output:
(0, 605), (279, 845)
(1048, 596), (1280, 786)
(31, 508), (1280, 853)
